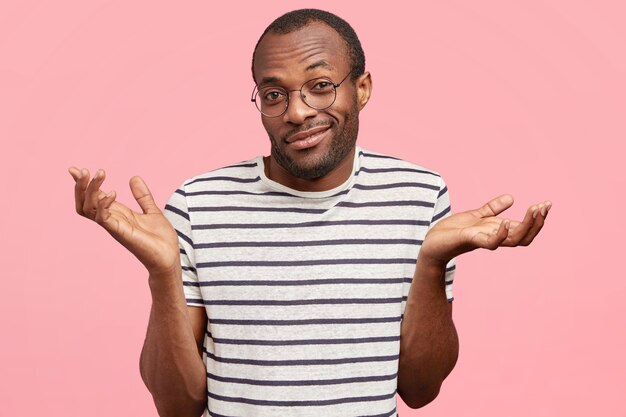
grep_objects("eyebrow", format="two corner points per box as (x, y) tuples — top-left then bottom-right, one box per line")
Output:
(258, 60), (336, 86)
(305, 60), (335, 71)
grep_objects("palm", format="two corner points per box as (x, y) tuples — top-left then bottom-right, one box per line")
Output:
(103, 200), (179, 273)
(69, 167), (180, 275)
(420, 194), (550, 264)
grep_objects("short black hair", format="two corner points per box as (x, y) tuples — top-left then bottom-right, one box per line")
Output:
(252, 9), (365, 84)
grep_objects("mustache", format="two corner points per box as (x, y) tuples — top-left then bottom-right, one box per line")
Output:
(282, 121), (334, 142)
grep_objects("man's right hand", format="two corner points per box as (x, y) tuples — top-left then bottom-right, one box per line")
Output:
(68, 167), (180, 277)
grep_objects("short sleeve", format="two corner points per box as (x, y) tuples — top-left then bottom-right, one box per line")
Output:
(163, 184), (204, 307)
(430, 176), (456, 302)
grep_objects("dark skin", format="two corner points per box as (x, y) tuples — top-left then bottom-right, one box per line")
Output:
(69, 21), (551, 415)
(254, 22), (371, 192)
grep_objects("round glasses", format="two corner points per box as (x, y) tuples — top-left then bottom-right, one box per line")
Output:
(251, 71), (352, 118)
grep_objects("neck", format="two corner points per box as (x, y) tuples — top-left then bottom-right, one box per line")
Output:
(264, 147), (356, 192)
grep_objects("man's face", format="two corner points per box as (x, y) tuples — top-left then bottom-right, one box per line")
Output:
(253, 22), (369, 180)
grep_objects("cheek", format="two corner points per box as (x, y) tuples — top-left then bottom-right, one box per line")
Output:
(261, 116), (270, 131)
(261, 117), (278, 138)
(330, 94), (359, 122)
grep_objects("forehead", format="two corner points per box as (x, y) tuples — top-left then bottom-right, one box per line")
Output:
(253, 22), (350, 83)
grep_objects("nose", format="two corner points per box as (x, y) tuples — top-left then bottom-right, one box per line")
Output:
(282, 90), (317, 124)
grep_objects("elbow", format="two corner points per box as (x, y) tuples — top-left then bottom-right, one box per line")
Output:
(399, 382), (442, 409)
(149, 377), (207, 417)
(153, 396), (206, 417)
(145, 375), (207, 417)
(139, 350), (207, 417)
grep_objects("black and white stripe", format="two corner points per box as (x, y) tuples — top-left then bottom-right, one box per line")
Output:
(163, 147), (453, 417)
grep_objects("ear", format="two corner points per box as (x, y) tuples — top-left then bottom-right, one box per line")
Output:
(356, 71), (372, 110)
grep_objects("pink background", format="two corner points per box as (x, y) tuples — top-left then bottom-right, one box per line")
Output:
(1, 1), (624, 416)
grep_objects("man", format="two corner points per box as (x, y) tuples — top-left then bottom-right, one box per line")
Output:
(68, 9), (550, 417)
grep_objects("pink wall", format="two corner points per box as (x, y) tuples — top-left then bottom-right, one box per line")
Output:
(1, 1), (624, 416)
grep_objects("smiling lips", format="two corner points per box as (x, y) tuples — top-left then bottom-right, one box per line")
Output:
(285, 125), (331, 150)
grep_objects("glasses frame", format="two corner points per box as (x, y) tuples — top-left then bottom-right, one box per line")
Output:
(251, 71), (353, 118)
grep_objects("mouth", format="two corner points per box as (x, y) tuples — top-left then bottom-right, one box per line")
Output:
(285, 125), (331, 150)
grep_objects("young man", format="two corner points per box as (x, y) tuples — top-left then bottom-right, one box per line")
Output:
(69, 9), (550, 417)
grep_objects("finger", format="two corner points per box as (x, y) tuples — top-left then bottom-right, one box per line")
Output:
(472, 218), (510, 250)
(82, 169), (107, 218)
(502, 203), (540, 246)
(129, 176), (160, 215)
(94, 190), (117, 227)
(506, 219), (522, 230)
(476, 194), (514, 218)
(68, 166), (81, 181)
(72, 168), (91, 216)
(517, 201), (551, 246)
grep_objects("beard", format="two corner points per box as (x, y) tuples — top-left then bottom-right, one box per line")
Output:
(267, 104), (360, 180)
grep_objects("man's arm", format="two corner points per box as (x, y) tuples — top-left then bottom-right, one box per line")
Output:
(397, 194), (550, 408)
(68, 167), (208, 416)
(397, 256), (458, 408)
(140, 274), (208, 417)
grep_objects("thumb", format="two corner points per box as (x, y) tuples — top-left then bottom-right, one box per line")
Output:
(129, 176), (160, 214)
(476, 194), (514, 217)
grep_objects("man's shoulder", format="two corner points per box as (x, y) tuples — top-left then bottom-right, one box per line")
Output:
(179, 156), (262, 191)
(358, 148), (443, 180)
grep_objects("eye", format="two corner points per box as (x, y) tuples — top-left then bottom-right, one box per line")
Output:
(311, 80), (334, 91)
(261, 88), (286, 105)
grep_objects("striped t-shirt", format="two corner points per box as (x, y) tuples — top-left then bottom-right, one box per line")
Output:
(163, 147), (455, 417)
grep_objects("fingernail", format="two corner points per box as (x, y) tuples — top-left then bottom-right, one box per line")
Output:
(532, 208), (538, 219)
(504, 220), (510, 230)
(541, 206), (547, 216)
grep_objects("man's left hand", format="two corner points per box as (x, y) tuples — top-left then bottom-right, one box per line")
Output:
(420, 194), (551, 266)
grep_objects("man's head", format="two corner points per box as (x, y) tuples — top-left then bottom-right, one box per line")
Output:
(252, 9), (366, 84)
(252, 9), (372, 185)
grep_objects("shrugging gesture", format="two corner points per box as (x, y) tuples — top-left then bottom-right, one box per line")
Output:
(421, 194), (551, 266)
(68, 167), (180, 277)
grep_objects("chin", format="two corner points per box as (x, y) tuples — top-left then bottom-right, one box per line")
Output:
(269, 117), (358, 181)
(285, 156), (336, 180)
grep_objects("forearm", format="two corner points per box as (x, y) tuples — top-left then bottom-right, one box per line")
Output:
(140, 269), (207, 417)
(397, 254), (459, 409)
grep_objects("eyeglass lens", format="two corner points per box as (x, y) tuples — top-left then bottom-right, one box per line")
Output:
(254, 78), (337, 117)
